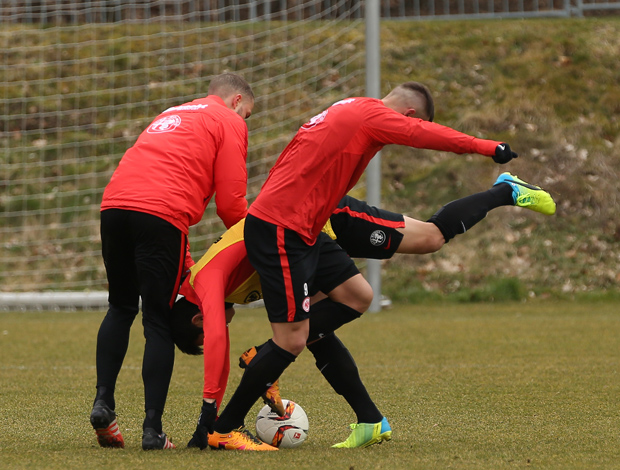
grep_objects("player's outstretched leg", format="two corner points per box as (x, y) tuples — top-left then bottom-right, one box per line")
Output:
(332, 417), (392, 449)
(494, 172), (556, 215)
(90, 400), (125, 448)
(208, 426), (279, 451)
(239, 346), (285, 416)
(427, 172), (556, 246)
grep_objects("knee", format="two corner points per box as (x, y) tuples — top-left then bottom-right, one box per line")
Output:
(360, 284), (374, 312)
(278, 335), (307, 356)
(289, 338), (307, 356)
(418, 223), (445, 254)
(426, 231), (445, 253)
(272, 324), (309, 356)
(399, 218), (446, 254)
(349, 283), (373, 313)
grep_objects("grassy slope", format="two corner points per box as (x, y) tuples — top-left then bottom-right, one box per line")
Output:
(2, 18), (619, 298)
(375, 18), (620, 301)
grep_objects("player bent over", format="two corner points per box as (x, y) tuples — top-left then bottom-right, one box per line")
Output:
(173, 174), (555, 450)
(175, 220), (365, 451)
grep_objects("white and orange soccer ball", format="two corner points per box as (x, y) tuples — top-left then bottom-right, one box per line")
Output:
(255, 399), (309, 448)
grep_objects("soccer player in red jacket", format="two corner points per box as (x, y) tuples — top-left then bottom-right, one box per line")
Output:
(207, 81), (539, 449)
(90, 73), (254, 450)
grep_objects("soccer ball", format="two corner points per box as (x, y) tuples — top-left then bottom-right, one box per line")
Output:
(255, 400), (309, 448)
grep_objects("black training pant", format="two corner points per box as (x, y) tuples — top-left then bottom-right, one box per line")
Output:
(97, 209), (186, 414)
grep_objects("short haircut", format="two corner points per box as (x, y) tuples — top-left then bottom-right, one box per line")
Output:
(170, 297), (203, 356)
(397, 81), (435, 122)
(208, 73), (254, 101)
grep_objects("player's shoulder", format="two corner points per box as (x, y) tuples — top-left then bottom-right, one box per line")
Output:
(165, 96), (234, 117)
(335, 97), (388, 119)
(330, 96), (379, 109)
(191, 96), (248, 131)
(326, 97), (381, 124)
(160, 97), (212, 115)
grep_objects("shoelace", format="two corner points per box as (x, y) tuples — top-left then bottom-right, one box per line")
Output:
(239, 427), (263, 444)
(516, 193), (539, 206)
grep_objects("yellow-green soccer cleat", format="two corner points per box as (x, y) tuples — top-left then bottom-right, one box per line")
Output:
(332, 417), (392, 448)
(494, 172), (556, 215)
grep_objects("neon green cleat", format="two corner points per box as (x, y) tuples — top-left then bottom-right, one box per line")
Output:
(332, 417), (392, 448)
(494, 172), (556, 215)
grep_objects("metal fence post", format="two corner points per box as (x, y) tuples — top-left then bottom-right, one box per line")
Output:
(366, 0), (383, 312)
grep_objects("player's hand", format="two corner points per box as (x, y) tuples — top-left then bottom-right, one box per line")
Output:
(493, 143), (518, 164)
(187, 424), (210, 450)
(187, 400), (217, 450)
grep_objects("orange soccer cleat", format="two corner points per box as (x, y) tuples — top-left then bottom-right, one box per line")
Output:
(208, 427), (278, 451)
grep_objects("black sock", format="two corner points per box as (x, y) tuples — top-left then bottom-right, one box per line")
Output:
(238, 341), (269, 371)
(249, 341), (269, 358)
(215, 339), (296, 433)
(94, 386), (115, 410)
(307, 333), (382, 424)
(143, 409), (163, 433)
(307, 299), (362, 343)
(427, 183), (513, 242)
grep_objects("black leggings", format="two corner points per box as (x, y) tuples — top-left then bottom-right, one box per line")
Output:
(97, 209), (186, 416)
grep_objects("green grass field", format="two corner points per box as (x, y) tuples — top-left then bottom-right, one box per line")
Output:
(1, 301), (619, 469)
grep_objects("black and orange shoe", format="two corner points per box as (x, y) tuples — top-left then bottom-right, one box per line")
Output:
(90, 400), (125, 448)
(142, 428), (176, 450)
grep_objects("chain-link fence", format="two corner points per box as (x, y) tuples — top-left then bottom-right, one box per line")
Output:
(1, 0), (618, 24)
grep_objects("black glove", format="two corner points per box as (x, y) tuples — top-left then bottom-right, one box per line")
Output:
(493, 143), (518, 164)
(187, 424), (210, 450)
(187, 400), (217, 450)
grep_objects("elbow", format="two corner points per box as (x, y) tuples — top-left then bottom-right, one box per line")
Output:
(217, 202), (248, 228)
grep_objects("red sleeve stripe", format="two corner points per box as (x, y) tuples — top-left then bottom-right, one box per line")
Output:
(331, 206), (405, 229)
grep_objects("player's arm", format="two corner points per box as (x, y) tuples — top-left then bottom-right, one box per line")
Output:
(407, 119), (518, 162)
(185, 268), (228, 449)
(193, 267), (229, 407)
(213, 120), (249, 228)
(190, 229), (250, 409)
(211, 304), (235, 408)
(365, 107), (516, 162)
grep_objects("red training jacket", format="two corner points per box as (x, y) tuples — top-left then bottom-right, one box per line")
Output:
(101, 95), (249, 233)
(249, 97), (500, 245)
